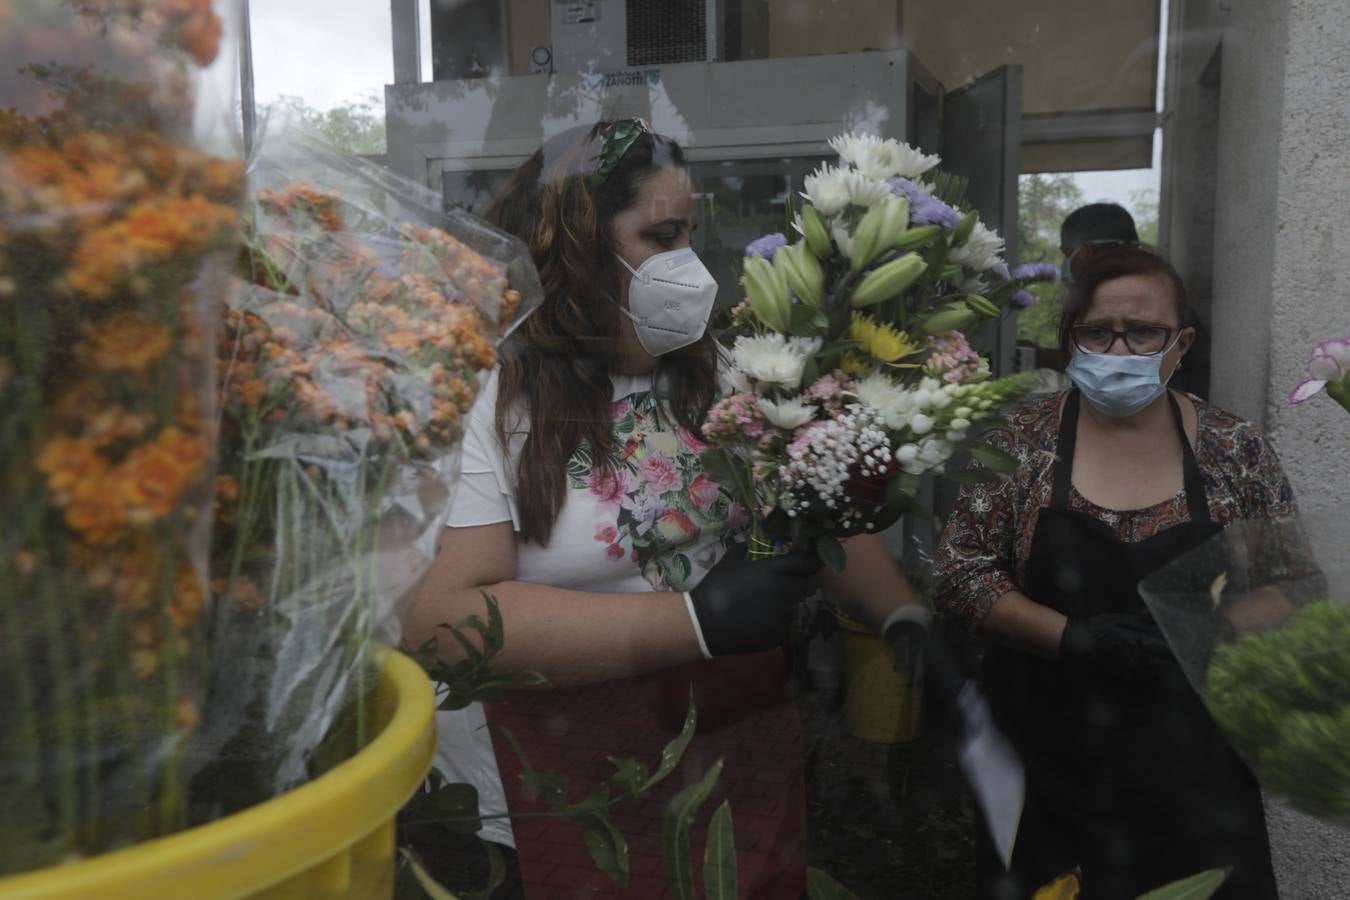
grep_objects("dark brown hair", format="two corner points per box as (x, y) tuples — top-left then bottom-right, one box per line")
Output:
(483, 122), (717, 544)
(1058, 243), (1196, 359)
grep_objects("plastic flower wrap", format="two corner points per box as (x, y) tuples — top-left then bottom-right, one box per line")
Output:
(704, 133), (1053, 562)
(1138, 515), (1348, 825)
(193, 122), (542, 812)
(0, 0), (243, 873)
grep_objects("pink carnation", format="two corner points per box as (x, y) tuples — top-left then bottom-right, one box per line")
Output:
(702, 392), (766, 443)
(924, 331), (983, 384)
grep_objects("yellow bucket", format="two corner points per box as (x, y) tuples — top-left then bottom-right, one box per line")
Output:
(0, 649), (436, 900)
(836, 615), (923, 744)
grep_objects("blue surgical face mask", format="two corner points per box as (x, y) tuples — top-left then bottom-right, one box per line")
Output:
(1066, 338), (1181, 417)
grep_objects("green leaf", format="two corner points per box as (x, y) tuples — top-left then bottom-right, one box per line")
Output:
(799, 357), (820, 391)
(806, 866), (861, 900)
(578, 810), (631, 886)
(397, 847), (462, 900)
(663, 760), (724, 900)
(703, 801), (738, 900)
(642, 688), (697, 792)
(607, 755), (651, 799)
(495, 726), (570, 808)
(402, 781), (482, 835)
(699, 448), (742, 489)
(789, 303), (830, 336)
(1137, 869), (1230, 900)
(969, 444), (1022, 475)
(816, 534), (846, 573)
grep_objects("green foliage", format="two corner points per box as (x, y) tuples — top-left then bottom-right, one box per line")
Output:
(1208, 601), (1350, 821)
(1136, 868), (1229, 900)
(703, 801), (738, 900)
(807, 866), (862, 899)
(262, 93), (386, 156)
(663, 759), (724, 900)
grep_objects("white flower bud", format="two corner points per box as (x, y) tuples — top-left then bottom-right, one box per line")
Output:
(911, 413), (935, 435)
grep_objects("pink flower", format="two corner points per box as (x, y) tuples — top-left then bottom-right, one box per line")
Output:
(588, 468), (632, 509)
(655, 509), (698, 544)
(688, 473), (721, 513)
(595, 524), (619, 543)
(612, 398), (633, 420)
(605, 543), (625, 561)
(1291, 336), (1350, 405)
(677, 426), (708, 453)
(638, 453), (682, 495)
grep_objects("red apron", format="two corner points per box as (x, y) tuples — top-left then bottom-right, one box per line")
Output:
(487, 650), (808, 899)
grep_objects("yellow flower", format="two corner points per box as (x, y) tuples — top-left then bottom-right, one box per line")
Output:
(849, 314), (921, 364)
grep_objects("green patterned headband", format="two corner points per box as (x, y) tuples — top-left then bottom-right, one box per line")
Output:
(591, 118), (652, 189)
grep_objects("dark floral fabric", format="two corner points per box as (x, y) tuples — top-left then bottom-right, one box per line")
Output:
(935, 391), (1298, 627)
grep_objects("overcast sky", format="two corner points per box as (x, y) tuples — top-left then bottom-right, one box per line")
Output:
(246, 0), (1161, 220)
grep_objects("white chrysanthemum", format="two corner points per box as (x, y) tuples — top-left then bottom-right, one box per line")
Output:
(830, 133), (941, 181)
(732, 334), (823, 389)
(803, 164), (891, 216)
(758, 395), (816, 429)
(856, 373), (918, 431)
(948, 220), (1005, 271)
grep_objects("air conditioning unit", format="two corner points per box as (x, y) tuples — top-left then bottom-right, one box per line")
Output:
(551, 0), (719, 74)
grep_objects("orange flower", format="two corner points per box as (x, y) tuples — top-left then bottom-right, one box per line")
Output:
(36, 435), (107, 497)
(176, 697), (199, 731)
(84, 313), (173, 374)
(66, 478), (127, 546)
(12, 549), (37, 577)
(169, 563), (204, 629)
(231, 576), (263, 611)
(119, 427), (206, 521)
(237, 377), (268, 406)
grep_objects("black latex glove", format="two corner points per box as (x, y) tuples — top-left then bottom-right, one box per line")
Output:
(883, 612), (966, 727)
(688, 543), (822, 656)
(1059, 611), (1174, 679)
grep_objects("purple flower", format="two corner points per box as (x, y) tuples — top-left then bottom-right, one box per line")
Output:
(990, 263), (1011, 282)
(889, 177), (962, 229)
(746, 233), (788, 259)
(1011, 262), (1060, 282)
(1011, 289), (1036, 308)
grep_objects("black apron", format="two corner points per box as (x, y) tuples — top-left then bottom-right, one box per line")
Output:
(977, 391), (1278, 900)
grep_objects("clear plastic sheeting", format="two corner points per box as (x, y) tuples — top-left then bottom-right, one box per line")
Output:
(194, 115), (541, 817)
(1140, 515), (1349, 827)
(0, 0), (245, 874)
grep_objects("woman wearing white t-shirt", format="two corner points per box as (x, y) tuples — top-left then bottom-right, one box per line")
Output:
(405, 120), (926, 898)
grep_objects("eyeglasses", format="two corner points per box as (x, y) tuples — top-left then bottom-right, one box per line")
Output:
(1070, 323), (1177, 356)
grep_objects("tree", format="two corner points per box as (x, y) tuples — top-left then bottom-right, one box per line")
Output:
(1017, 173), (1084, 347)
(259, 92), (386, 156)
(1129, 187), (1159, 245)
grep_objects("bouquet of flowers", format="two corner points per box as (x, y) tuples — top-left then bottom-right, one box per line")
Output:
(0, 0), (243, 872)
(195, 122), (542, 813)
(1140, 344), (1349, 827)
(702, 133), (1055, 563)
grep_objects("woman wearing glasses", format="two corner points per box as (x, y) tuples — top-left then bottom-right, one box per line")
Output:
(936, 244), (1284, 899)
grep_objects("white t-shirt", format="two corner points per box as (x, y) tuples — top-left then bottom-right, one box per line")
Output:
(435, 367), (743, 847)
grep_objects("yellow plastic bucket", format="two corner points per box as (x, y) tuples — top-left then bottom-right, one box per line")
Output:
(0, 648), (436, 900)
(837, 615), (923, 744)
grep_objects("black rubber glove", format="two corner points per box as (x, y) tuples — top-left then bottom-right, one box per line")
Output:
(883, 611), (965, 725)
(1059, 611), (1174, 679)
(688, 543), (822, 657)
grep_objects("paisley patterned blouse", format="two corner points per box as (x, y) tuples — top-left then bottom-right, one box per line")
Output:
(934, 391), (1299, 628)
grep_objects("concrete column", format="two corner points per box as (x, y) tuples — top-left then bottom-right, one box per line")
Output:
(391, 0), (421, 84)
(1178, 1), (1350, 895)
